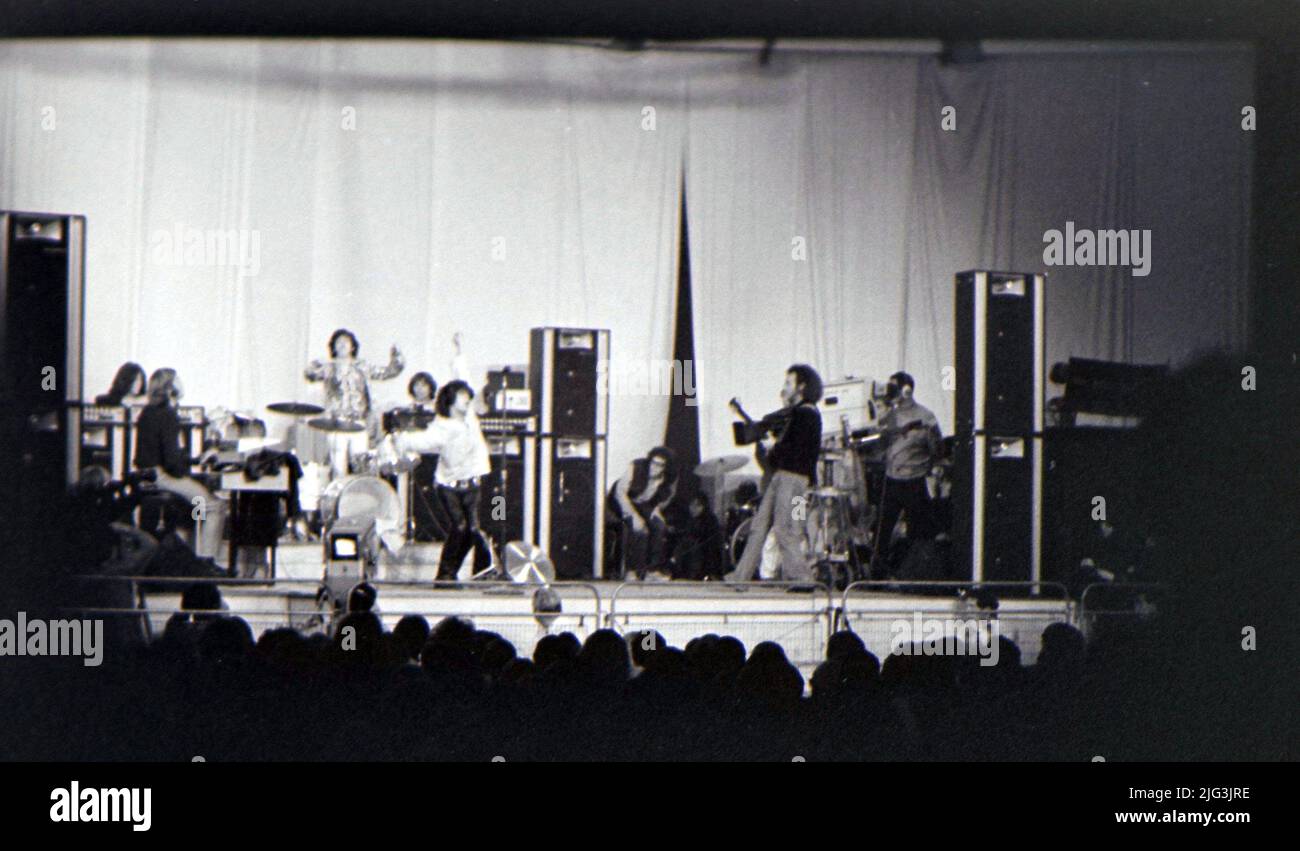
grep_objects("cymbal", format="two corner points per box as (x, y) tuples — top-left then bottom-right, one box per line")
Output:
(267, 401), (325, 416)
(307, 415), (366, 433)
(694, 455), (749, 477)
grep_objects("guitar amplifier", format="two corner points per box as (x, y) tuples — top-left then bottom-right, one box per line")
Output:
(481, 432), (536, 547)
(493, 388), (532, 414)
(177, 405), (207, 470)
(80, 404), (130, 480)
(529, 327), (609, 437)
(534, 435), (607, 579)
(480, 414), (537, 435)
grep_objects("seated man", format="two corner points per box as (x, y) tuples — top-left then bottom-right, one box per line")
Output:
(606, 447), (679, 580)
(669, 491), (725, 580)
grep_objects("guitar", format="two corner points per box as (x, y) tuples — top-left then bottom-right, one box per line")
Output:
(728, 398), (793, 479)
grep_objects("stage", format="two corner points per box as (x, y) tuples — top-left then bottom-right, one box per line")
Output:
(100, 541), (1079, 679)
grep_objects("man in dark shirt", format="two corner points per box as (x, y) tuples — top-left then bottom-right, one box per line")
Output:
(134, 368), (227, 560)
(726, 364), (823, 583)
(135, 403), (192, 479)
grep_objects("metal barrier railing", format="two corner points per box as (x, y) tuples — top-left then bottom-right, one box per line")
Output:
(605, 581), (835, 674)
(76, 574), (601, 604)
(837, 580), (1074, 664)
(71, 605), (601, 653)
(73, 575), (604, 650)
(69, 574), (1166, 666)
(841, 580), (1071, 612)
(1076, 582), (1166, 640)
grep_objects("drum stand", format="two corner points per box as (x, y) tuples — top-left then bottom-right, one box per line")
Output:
(470, 440), (513, 580)
(807, 451), (866, 588)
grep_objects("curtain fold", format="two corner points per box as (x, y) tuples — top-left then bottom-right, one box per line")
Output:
(0, 40), (1251, 475)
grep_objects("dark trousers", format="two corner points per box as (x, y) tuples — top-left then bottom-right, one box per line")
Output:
(622, 515), (670, 579)
(874, 476), (931, 575)
(435, 483), (492, 580)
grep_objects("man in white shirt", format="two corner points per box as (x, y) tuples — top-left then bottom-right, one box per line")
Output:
(396, 335), (493, 583)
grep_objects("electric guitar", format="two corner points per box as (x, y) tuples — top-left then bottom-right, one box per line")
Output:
(728, 398), (794, 479)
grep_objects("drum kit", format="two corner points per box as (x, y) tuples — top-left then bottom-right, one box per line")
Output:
(262, 399), (429, 543)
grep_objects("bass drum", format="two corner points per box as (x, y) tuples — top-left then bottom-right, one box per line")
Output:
(319, 474), (402, 534)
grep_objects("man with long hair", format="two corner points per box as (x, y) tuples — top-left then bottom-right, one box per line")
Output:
(725, 364), (823, 584)
(607, 446), (679, 579)
(305, 328), (404, 478)
(134, 368), (228, 560)
(395, 334), (492, 582)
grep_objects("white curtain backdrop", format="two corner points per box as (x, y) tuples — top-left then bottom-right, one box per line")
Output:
(687, 47), (1252, 462)
(0, 39), (687, 477)
(0, 40), (1251, 474)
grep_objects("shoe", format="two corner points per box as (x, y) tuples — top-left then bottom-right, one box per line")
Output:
(722, 573), (750, 592)
(785, 584), (817, 594)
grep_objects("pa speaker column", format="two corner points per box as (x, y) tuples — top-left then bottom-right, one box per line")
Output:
(953, 271), (1045, 584)
(529, 327), (609, 579)
(1, 212), (86, 507)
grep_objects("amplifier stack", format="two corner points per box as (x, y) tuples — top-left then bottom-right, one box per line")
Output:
(529, 327), (610, 579)
(951, 271), (1046, 584)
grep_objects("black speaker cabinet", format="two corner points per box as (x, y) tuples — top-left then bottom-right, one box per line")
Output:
(529, 327), (610, 437)
(1041, 426), (1143, 584)
(953, 271), (1046, 584)
(534, 435), (607, 579)
(0, 212), (86, 503)
(407, 453), (447, 542)
(481, 431), (536, 548)
(955, 271), (1045, 437)
(951, 433), (1043, 584)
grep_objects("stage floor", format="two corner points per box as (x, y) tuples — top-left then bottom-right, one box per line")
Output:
(132, 541), (1073, 678)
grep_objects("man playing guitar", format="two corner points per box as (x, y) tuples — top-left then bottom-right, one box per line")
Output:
(725, 364), (823, 584)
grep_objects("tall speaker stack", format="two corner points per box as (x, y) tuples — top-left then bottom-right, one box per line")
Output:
(0, 212), (86, 511)
(952, 271), (1045, 584)
(529, 327), (610, 579)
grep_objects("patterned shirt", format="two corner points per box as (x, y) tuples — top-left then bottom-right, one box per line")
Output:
(305, 353), (404, 421)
